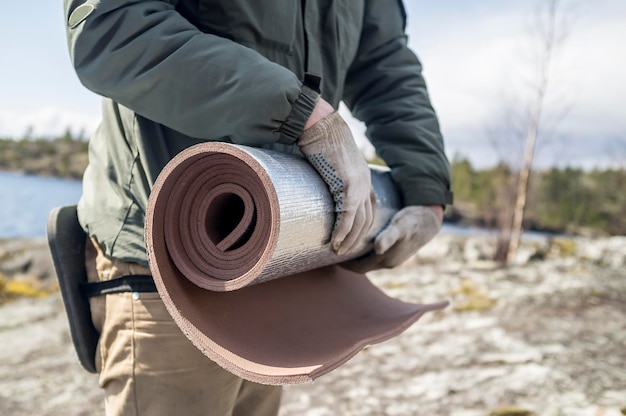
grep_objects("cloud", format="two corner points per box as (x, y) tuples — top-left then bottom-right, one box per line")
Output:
(398, 0), (626, 168)
(3, 0), (621, 171)
(0, 107), (99, 139)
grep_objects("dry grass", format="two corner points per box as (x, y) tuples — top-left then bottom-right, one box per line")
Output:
(0, 273), (52, 304)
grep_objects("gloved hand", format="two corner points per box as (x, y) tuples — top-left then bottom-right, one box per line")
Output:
(343, 205), (442, 273)
(298, 111), (375, 256)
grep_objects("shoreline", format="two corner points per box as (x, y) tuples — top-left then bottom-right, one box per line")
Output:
(0, 168), (602, 238)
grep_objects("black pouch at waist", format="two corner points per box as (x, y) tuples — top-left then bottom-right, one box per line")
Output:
(47, 205), (157, 373)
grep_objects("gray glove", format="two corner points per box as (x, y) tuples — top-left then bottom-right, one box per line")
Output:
(343, 205), (441, 273)
(298, 112), (375, 256)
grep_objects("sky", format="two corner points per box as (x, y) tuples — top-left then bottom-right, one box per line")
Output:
(1, 0), (625, 169)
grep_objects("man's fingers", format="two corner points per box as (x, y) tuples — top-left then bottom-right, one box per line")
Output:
(343, 206), (444, 272)
(331, 185), (375, 256)
(340, 252), (383, 274)
(297, 111), (376, 257)
(336, 200), (370, 256)
(365, 189), (376, 233)
(331, 208), (355, 253)
(374, 225), (401, 255)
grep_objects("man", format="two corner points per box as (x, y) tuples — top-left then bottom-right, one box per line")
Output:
(64, 0), (452, 415)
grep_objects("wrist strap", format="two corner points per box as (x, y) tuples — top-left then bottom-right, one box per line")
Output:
(278, 74), (321, 145)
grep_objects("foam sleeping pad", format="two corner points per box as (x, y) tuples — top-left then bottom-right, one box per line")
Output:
(145, 142), (448, 385)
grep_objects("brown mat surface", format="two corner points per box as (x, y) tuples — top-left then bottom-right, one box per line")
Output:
(145, 142), (448, 385)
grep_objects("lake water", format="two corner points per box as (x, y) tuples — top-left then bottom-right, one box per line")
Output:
(0, 171), (83, 238)
(0, 170), (550, 239)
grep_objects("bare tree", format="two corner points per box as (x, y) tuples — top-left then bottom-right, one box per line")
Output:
(487, 0), (574, 264)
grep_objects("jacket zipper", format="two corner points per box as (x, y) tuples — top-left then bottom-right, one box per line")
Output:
(301, 0), (309, 73)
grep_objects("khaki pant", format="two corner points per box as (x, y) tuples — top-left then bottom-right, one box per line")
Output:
(85, 239), (282, 416)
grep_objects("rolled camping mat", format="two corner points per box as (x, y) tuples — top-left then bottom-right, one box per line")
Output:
(145, 142), (448, 385)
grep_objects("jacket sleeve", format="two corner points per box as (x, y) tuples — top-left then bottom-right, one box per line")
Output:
(342, 0), (453, 207)
(63, 0), (314, 145)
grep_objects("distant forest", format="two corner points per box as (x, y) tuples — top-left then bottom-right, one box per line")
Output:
(449, 157), (626, 237)
(1, 132), (624, 236)
(0, 130), (88, 179)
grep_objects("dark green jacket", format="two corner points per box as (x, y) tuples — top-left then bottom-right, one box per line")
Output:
(64, 0), (452, 265)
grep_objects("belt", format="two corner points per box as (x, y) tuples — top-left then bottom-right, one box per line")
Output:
(80, 274), (157, 298)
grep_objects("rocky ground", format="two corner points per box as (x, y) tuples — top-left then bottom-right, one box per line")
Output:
(0, 234), (625, 416)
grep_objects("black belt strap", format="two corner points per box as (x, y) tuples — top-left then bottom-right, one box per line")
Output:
(80, 275), (157, 298)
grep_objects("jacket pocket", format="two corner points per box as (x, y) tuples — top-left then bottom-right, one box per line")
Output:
(198, 0), (297, 53)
